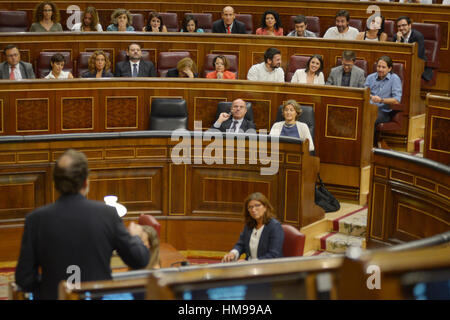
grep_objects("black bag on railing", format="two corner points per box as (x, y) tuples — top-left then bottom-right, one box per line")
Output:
(315, 174), (340, 212)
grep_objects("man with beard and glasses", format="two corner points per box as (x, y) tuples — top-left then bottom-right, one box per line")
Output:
(115, 43), (156, 77)
(323, 10), (359, 40)
(247, 47), (284, 82)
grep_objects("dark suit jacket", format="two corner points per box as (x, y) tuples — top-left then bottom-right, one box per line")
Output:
(214, 117), (256, 133)
(393, 28), (432, 80)
(212, 19), (247, 34)
(233, 218), (284, 260)
(0, 61), (35, 79)
(15, 194), (150, 299)
(81, 70), (114, 78)
(393, 28), (426, 62)
(166, 68), (198, 78)
(114, 59), (156, 77)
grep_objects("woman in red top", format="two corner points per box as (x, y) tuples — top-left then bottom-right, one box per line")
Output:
(256, 10), (284, 36)
(206, 55), (236, 79)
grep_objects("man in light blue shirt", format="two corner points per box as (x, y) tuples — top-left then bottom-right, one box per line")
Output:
(364, 55), (402, 146)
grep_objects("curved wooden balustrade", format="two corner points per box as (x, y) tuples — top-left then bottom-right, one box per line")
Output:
(367, 149), (450, 247)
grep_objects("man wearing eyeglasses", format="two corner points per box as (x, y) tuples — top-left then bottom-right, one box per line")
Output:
(212, 98), (256, 133)
(326, 50), (365, 88)
(0, 44), (35, 80)
(393, 16), (432, 81)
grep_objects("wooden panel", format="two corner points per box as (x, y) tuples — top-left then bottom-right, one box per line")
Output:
(325, 105), (358, 140)
(370, 182), (386, 240)
(424, 94), (450, 164)
(430, 116), (450, 153)
(16, 98), (49, 132)
(193, 96), (227, 129)
(284, 169), (301, 224)
(169, 164), (186, 215)
(105, 97), (138, 129)
(87, 167), (163, 216)
(61, 97), (94, 131)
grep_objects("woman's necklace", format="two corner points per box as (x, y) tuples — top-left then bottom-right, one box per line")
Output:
(283, 122), (296, 128)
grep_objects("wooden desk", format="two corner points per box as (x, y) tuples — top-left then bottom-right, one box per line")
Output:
(424, 93), (450, 165)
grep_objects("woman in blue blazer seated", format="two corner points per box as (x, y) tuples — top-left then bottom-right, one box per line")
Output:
(81, 51), (114, 78)
(222, 192), (284, 262)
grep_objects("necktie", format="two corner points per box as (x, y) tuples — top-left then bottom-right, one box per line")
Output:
(9, 66), (15, 80)
(227, 26), (231, 34)
(230, 120), (239, 132)
(132, 63), (138, 77)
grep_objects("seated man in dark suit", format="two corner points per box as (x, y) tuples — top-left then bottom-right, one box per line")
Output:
(0, 44), (35, 79)
(211, 98), (256, 132)
(15, 149), (150, 299)
(393, 16), (431, 81)
(212, 6), (246, 34)
(115, 43), (156, 77)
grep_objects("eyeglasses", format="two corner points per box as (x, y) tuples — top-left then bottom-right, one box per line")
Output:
(248, 203), (263, 210)
(6, 53), (19, 58)
(43, 9), (53, 12)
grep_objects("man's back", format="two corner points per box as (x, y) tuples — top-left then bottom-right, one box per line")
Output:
(15, 193), (149, 299)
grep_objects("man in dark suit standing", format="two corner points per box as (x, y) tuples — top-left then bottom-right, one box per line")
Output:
(212, 6), (247, 34)
(393, 16), (432, 81)
(115, 43), (156, 77)
(211, 98), (256, 132)
(0, 44), (35, 79)
(15, 149), (150, 299)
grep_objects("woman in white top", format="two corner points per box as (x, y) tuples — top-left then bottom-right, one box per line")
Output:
(356, 15), (387, 41)
(45, 53), (73, 79)
(71, 7), (103, 31)
(270, 100), (314, 152)
(291, 54), (325, 84)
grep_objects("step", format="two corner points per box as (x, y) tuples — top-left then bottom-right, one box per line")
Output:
(315, 232), (366, 253)
(331, 206), (367, 237)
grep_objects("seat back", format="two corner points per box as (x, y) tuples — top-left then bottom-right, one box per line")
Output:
(138, 214), (161, 238)
(384, 20), (395, 42)
(289, 15), (320, 37)
(158, 12), (178, 32)
(0, 10), (28, 32)
(336, 58), (368, 76)
(37, 51), (73, 78)
(185, 13), (212, 32)
(286, 55), (310, 82)
(235, 14), (253, 34)
(117, 50), (152, 63)
(130, 13), (145, 31)
(203, 54), (238, 78)
(281, 224), (305, 257)
(215, 101), (254, 123)
(412, 22), (440, 68)
(149, 98), (188, 130)
(349, 19), (362, 32)
(157, 51), (190, 77)
(77, 51), (111, 77)
(275, 105), (315, 139)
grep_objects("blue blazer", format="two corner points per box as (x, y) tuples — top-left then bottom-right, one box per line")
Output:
(233, 218), (284, 260)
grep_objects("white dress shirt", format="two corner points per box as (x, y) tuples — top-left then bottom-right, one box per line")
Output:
(9, 64), (22, 80)
(213, 117), (243, 132)
(247, 62), (285, 83)
(129, 60), (140, 76)
(291, 69), (325, 85)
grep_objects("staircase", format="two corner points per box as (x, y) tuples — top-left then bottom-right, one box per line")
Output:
(304, 206), (368, 256)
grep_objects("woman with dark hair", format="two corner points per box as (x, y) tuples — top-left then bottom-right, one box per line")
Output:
(30, 1), (63, 32)
(181, 15), (204, 33)
(143, 11), (168, 32)
(81, 51), (113, 78)
(291, 54), (325, 84)
(44, 53), (73, 79)
(256, 10), (283, 36)
(206, 55), (236, 79)
(166, 57), (198, 78)
(270, 100), (314, 151)
(222, 192), (284, 262)
(356, 15), (387, 41)
(106, 8), (134, 31)
(71, 6), (103, 32)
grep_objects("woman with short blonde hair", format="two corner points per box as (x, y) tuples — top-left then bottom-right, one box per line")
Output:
(166, 57), (198, 78)
(106, 8), (134, 31)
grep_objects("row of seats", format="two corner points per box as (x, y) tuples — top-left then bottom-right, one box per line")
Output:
(34, 50), (239, 78)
